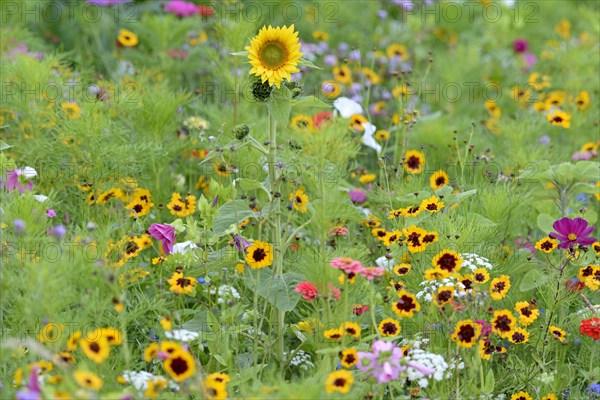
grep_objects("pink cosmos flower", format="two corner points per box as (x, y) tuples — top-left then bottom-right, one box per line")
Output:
(330, 226), (349, 236)
(360, 266), (384, 280)
(550, 217), (597, 249)
(294, 281), (319, 302)
(164, 0), (199, 17)
(4, 169), (34, 194)
(148, 223), (176, 254)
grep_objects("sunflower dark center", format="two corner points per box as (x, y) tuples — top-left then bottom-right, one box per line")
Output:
(520, 307), (532, 317)
(426, 203), (438, 210)
(553, 116), (563, 123)
(435, 176), (446, 185)
(438, 291), (452, 303)
(260, 42), (286, 69)
(344, 354), (356, 364)
(493, 282), (506, 292)
(512, 332), (525, 342)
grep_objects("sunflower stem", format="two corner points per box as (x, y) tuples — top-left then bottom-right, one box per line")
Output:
(267, 107), (285, 366)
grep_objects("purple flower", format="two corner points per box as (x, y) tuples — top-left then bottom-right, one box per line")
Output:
(4, 169), (34, 194)
(86, 0), (131, 5)
(348, 49), (361, 61)
(521, 53), (537, 71)
(539, 135), (551, 144)
(46, 209), (56, 218)
(13, 219), (25, 233)
(377, 9), (388, 19)
(148, 223), (176, 255)
(550, 217), (597, 249)
(324, 54), (337, 66)
(475, 320), (492, 337)
(47, 225), (66, 238)
(513, 38), (528, 53)
(515, 238), (535, 254)
(233, 234), (251, 252)
(164, 0), (200, 17)
(16, 367), (41, 400)
(349, 188), (367, 204)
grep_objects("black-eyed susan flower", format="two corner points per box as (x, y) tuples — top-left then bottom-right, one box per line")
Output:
(339, 348), (358, 368)
(575, 91), (590, 111)
(403, 225), (429, 253)
(96, 188), (126, 205)
(548, 325), (566, 343)
(430, 170), (449, 190)
(79, 331), (110, 364)
(206, 372), (230, 385)
(511, 391), (533, 400)
(490, 275), (511, 300)
(432, 250), (462, 277)
(245, 241), (273, 269)
(341, 322), (361, 338)
(374, 130), (390, 141)
(245, 25), (302, 88)
(144, 343), (159, 362)
(451, 320), (481, 348)
(167, 271), (197, 295)
(213, 161), (229, 177)
(393, 263), (411, 277)
(325, 370), (353, 394)
(99, 327), (122, 346)
(473, 268), (490, 284)
(378, 318), (401, 337)
(383, 230), (402, 247)
(547, 109), (571, 128)
(125, 188), (154, 218)
(117, 28), (139, 47)
(291, 114), (313, 131)
(37, 322), (64, 344)
(508, 327), (530, 344)
(324, 328), (343, 340)
(491, 310), (516, 339)
(361, 67), (380, 85)
(514, 301), (540, 326)
(362, 214), (381, 228)
(56, 351), (75, 364)
(435, 286), (455, 306)
(167, 193), (196, 217)
(404, 150), (425, 174)
(289, 189), (309, 212)
(349, 114), (368, 131)
(371, 228), (388, 241)
(392, 290), (421, 318)
(424, 268), (446, 281)
(333, 65), (352, 84)
(420, 196), (444, 213)
(73, 370), (103, 391)
(163, 349), (196, 382)
(535, 236), (558, 253)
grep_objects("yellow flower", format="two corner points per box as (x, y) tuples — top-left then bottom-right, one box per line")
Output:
(350, 114), (368, 131)
(511, 391), (533, 400)
(378, 318), (401, 337)
(386, 43), (409, 60)
(163, 349), (196, 382)
(404, 150), (425, 174)
(535, 236), (558, 253)
(80, 331), (111, 364)
(549, 325), (566, 342)
(508, 327), (530, 344)
(325, 370), (354, 394)
(490, 275), (511, 300)
(245, 25), (303, 88)
(491, 310), (516, 339)
(392, 290), (421, 318)
(321, 80), (341, 99)
(73, 370), (103, 391)
(312, 31), (329, 41)
(514, 301), (539, 326)
(435, 286), (455, 306)
(542, 394), (558, 400)
(340, 348), (358, 368)
(144, 343), (159, 362)
(245, 241), (273, 269)
(61, 102), (80, 120)
(160, 316), (173, 331)
(359, 173), (376, 184)
(473, 268), (490, 284)
(333, 65), (352, 84)
(547, 109), (571, 128)
(117, 28), (139, 47)
(291, 114), (313, 131)
(393, 263), (411, 277)
(206, 372), (230, 385)
(555, 19), (570, 39)
(362, 67), (380, 85)
(324, 328), (343, 340)
(575, 91), (591, 111)
(167, 271), (197, 295)
(451, 320), (481, 348)
(202, 380), (227, 400)
(167, 193), (196, 217)
(485, 100), (501, 118)
(430, 170), (449, 190)
(374, 130), (390, 141)
(431, 249), (462, 277)
(341, 321), (361, 338)
(420, 196), (444, 213)
(289, 189), (309, 213)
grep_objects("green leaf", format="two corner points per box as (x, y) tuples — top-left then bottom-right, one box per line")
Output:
(212, 200), (255, 237)
(230, 50), (249, 56)
(292, 96), (331, 109)
(537, 213), (555, 234)
(244, 268), (303, 312)
(298, 58), (321, 69)
(235, 178), (271, 199)
(269, 86), (292, 127)
(0, 140), (12, 151)
(234, 364), (267, 386)
(310, 199), (364, 221)
(519, 269), (549, 292)
(470, 213), (497, 227)
(484, 369), (495, 393)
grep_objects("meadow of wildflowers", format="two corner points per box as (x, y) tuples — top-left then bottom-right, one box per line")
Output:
(1, 0), (599, 399)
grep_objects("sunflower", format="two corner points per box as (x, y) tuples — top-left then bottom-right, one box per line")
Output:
(575, 91), (590, 111)
(473, 268), (490, 284)
(117, 28), (139, 47)
(393, 263), (411, 277)
(289, 189), (309, 212)
(339, 348), (358, 368)
(535, 236), (558, 253)
(378, 318), (401, 337)
(73, 370), (103, 391)
(167, 271), (197, 295)
(404, 150), (425, 174)
(451, 320), (481, 348)
(420, 196), (445, 213)
(511, 391), (533, 400)
(547, 109), (571, 128)
(548, 325), (566, 343)
(163, 349), (196, 382)
(508, 327), (530, 344)
(291, 115), (313, 131)
(325, 370), (354, 394)
(514, 301), (539, 326)
(435, 286), (455, 306)
(333, 65), (352, 84)
(432, 250), (463, 277)
(167, 193), (196, 218)
(491, 310), (516, 339)
(490, 275), (511, 300)
(386, 43), (409, 60)
(245, 24), (302, 88)
(321, 80), (341, 99)
(80, 331), (110, 364)
(393, 290), (421, 318)
(245, 241), (273, 269)
(341, 322), (361, 338)
(144, 343), (159, 362)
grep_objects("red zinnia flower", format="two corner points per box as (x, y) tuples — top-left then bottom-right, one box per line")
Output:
(294, 281), (318, 302)
(579, 317), (600, 340)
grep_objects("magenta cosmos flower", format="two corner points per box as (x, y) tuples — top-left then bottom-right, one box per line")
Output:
(550, 217), (596, 249)
(294, 281), (319, 302)
(164, 0), (200, 17)
(148, 223), (176, 254)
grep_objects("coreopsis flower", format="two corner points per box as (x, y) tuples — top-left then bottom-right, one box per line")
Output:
(148, 223), (175, 255)
(341, 322), (361, 338)
(294, 281), (318, 302)
(332, 66), (352, 85)
(80, 331), (111, 363)
(575, 91), (590, 111)
(167, 193), (196, 218)
(324, 370), (353, 394)
(478, 339), (505, 360)
(473, 268), (490, 284)
(61, 102), (80, 119)
(245, 25), (302, 88)
(420, 196), (444, 213)
(167, 271), (197, 295)
(324, 328), (343, 340)
(550, 217), (597, 249)
(451, 320), (481, 348)
(579, 317), (600, 340)
(430, 170), (449, 190)
(74, 370), (103, 391)
(511, 391), (533, 400)
(378, 318), (401, 337)
(393, 264), (411, 277)
(514, 301), (540, 326)
(392, 290), (421, 318)
(245, 241), (273, 269)
(340, 349), (358, 368)
(435, 286), (455, 306)
(491, 310), (516, 339)
(404, 150), (425, 174)
(163, 349), (196, 382)
(535, 236), (558, 253)
(431, 250), (463, 277)
(490, 275), (511, 300)
(547, 109), (571, 128)
(289, 189), (309, 212)
(508, 327), (530, 344)
(117, 29), (139, 47)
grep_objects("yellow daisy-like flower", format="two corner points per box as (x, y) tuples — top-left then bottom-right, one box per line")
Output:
(451, 320), (481, 348)
(202, 380), (227, 400)
(163, 349), (196, 382)
(374, 130), (390, 141)
(167, 271), (197, 295)
(511, 391), (533, 400)
(79, 331), (110, 364)
(386, 43), (409, 60)
(289, 189), (309, 213)
(167, 193), (196, 218)
(420, 196), (445, 213)
(312, 31), (329, 41)
(490, 275), (511, 300)
(430, 170), (449, 190)
(473, 268), (490, 284)
(144, 343), (159, 362)
(341, 321), (361, 338)
(333, 65), (352, 84)
(245, 241), (273, 269)
(362, 67), (380, 85)
(508, 327), (530, 344)
(547, 109), (571, 128)
(404, 150), (425, 174)
(321, 80), (341, 99)
(485, 100), (501, 118)
(435, 286), (455, 306)
(548, 325), (566, 343)
(542, 394), (558, 400)
(393, 263), (411, 277)
(362, 215), (381, 228)
(61, 102), (80, 120)
(378, 318), (401, 337)
(392, 290), (421, 318)
(575, 91), (590, 111)
(324, 328), (343, 340)
(206, 372), (231, 385)
(359, 173), (376, 184)
(291, 114), (313, 131)
(514, 301), (539, 326)
(117, 28), (139, 47)
(382, 230), (402, 247)
(325, 370), (354, 394)
(339, 348), (358, 368)
(73, 370), (103, 391)
(245, 25), (303, 88)
(535, 236), (558, 253)
(491, 310), (516, 339)
(431, 249), (462, 277)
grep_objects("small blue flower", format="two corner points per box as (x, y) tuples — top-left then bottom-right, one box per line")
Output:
(563, 389), (570, 399)
(148, 329), (159, 340)
(197, 277), (207, 284)
(588, 383), (600, 395)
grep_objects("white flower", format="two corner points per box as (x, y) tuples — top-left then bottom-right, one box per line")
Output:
(164, 329), (200, 342)
(172, 241), (198, 254)
(361, 122), (382, 154)
(333, 97), (363, 118)
(33, 194), (48, 202)
(375, 256), (394, 271)
(22, 166), (37, 180)
(461, 253), (493, 272)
